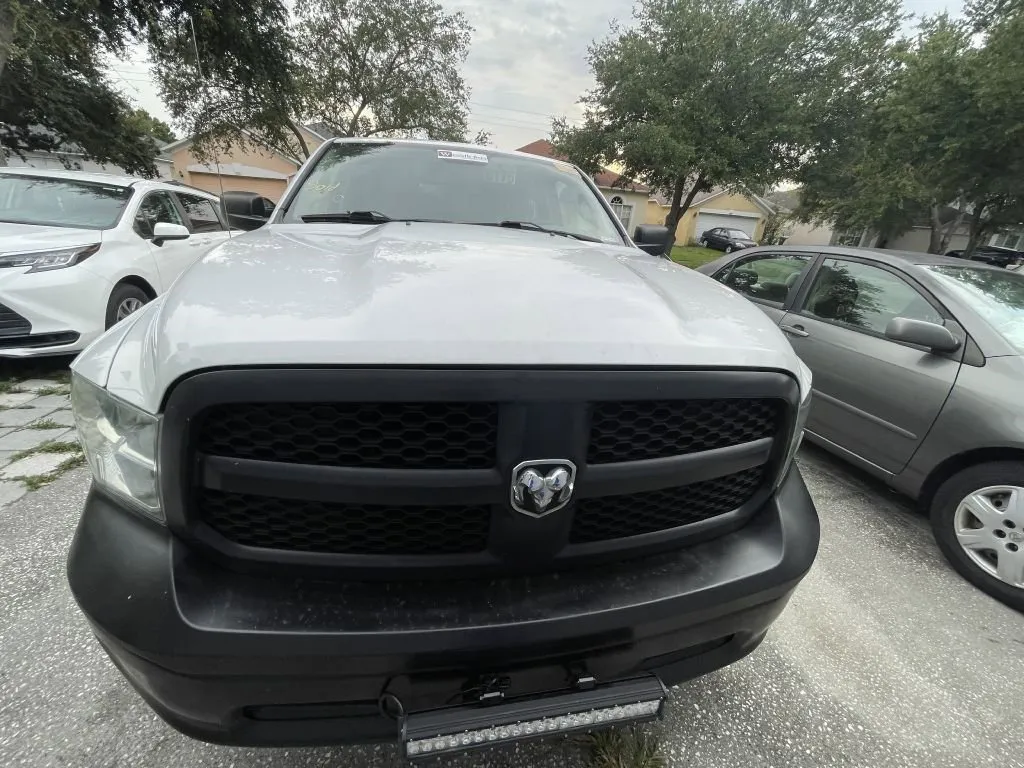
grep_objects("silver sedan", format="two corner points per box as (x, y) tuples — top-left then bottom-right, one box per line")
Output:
(698, 245), (1024, 611)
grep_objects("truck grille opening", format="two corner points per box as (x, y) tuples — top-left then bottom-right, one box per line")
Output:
(197, 402), (498, 469)
(199, 488), (492, 555)
(569, 467), (765, 544)
(588, 399), (782, 464)
(173, 370), (794, 571)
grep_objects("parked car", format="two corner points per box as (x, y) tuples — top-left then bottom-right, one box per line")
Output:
(698, 245), (1024, 610)
(946, 245), (1023, 269)
(221, 190), (276, 231)
(698, 226), (758, 252)
(67, 138), (819, 757)
(0, 169), (232, 356)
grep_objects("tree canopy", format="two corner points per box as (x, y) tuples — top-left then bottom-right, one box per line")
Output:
(154, 0), (476, 160)
(552, 0), (906, 242)
(0, 0), (292, 174)
(797, 6), (1024, 254)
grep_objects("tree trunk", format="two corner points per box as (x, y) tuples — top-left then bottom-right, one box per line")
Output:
(286, 119), (310, 159)
(927, 205), (944, 254)
(963, 202), (987, 259)
(662, 175), (687, 248)
(938, 193), (968, 254)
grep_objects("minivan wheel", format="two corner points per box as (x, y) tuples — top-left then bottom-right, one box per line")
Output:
(105, 284), (150, 329)
(930, 461), (1024, 611)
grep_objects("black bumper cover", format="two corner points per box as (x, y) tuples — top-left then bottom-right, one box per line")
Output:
(67, 468), (819, 747)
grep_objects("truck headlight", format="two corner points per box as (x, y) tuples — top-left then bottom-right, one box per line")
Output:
(777, 361), (812, 487)
(71, 374), (162, 521)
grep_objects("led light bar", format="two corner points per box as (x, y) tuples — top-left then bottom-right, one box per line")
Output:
(402, 675), (666, 760)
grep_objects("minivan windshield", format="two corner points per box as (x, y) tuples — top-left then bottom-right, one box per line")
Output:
(925, 265), (1024, 352)
(0, 174), (133, 230)
(283, 142), (625, 244)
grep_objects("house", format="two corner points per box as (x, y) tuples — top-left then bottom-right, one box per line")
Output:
(2, 131), (173, 178)
(646, 187), (776, 244)
(766, 188), (1024, 253)
(158, 125), (329, 201)
(515, 140), (651, 235)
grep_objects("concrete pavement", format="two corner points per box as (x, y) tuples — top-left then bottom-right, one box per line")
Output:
(1, 446), (1023, 767)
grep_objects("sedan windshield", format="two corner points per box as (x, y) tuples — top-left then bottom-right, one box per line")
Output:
(727, 229), (751, 239)
(0, 174), (132, 230)
(925, 265), (1024, 352)
(283, 142), (625, 244)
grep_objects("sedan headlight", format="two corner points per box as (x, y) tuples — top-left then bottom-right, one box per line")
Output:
(0, 243), (100, 272)
(71, 374), (162, 521)
(777, 360), (813, 487)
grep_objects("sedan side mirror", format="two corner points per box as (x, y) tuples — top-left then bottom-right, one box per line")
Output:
(633, 224), (671, 257)
(152, 222), (191, 246)
(885, 317), (961, 352)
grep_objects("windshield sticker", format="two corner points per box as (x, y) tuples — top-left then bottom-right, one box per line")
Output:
(437, 149), (489, 164)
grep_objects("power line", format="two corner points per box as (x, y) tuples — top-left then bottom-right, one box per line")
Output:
(469, 100), (562, 119)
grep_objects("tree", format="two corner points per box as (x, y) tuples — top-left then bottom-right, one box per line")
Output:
(0, 1), (160, 174)
(0, 0), (294, 174)
(293, 0), (471, 142)
(126, 109), (177, 143)
(552, 0), (905, 247)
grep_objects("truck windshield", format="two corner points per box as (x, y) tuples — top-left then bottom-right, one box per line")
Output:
(0, 174), (132, 230)
(283, 142), (625, 244)
(925, 265), (1024, 352)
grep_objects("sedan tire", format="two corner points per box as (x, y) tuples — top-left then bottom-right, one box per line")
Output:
(699, 239), (707, 247)
(725, 245), (733, 254)
(930, 461), (1024, 611)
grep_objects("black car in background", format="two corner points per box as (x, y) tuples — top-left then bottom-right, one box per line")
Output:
(699, 226), (758, 252)
(946, 245), (1022, 268)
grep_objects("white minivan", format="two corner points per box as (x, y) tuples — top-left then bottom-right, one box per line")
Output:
(0, 168), (232, 356)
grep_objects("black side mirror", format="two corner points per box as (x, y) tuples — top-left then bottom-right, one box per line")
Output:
(633, 224), (671, 257)
(885, 317), (961, 352)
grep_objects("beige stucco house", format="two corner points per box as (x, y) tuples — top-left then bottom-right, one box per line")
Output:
(158, 125), (329, 201)
(646, 187), (776, 244)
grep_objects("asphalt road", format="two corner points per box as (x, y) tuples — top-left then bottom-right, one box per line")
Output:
(1, 446), (1023, 768)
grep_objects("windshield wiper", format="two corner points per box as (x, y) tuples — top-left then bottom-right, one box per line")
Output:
(474, 220), (603, 243)
(301, 210), (392, 224)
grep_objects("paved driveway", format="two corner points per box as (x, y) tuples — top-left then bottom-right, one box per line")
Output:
(1, 446), (1023, 768)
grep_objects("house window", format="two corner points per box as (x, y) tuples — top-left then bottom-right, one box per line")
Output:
(608, 195), (633, 233)
(993, 231), (1024, 250)
(832, 227), (863, 247)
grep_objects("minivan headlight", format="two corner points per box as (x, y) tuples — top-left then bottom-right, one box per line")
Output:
(0, 243), (100, 272)
(71, 374), (162, 521)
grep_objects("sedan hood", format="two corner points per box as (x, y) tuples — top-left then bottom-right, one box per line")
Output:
(97, 222), (801, 411)
(0, 222), (103, 251)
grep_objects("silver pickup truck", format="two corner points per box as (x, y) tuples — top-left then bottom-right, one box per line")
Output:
(66, 139), (817, 759)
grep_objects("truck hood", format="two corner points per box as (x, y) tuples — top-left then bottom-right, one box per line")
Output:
(93, 222), (802, 412)
(0, 222), (103, 251)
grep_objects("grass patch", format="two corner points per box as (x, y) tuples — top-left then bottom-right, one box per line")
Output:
(583, 728), (667, 768)
(0, 381), (26, 395)
(9, 440), (80, 463)
(17, 454), (85, 491)
(27, 419), (63, 430)
(670, 245), (720, 269)
(35, 385), (69, 396)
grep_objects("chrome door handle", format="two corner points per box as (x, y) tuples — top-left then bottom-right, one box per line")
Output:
(781, 324), (810, 337)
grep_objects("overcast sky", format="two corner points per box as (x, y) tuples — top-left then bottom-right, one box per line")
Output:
(108, 0), (963, 152)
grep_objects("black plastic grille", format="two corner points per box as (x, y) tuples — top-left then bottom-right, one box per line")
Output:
(197, 402), (498, 469)
(0, 303), (31, 338)
(569, 466), (765, 543)
(588, 399), (782, 464)
(199, 489), (491, 555)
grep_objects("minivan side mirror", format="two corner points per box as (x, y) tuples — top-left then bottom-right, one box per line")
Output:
(633, 224), (671, 257)
(885, 317), (961, 352)
(152, 222), (191, 246)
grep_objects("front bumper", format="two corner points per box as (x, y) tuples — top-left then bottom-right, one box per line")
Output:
(67, 467), (819, 747)
(0, 265), (110, 356)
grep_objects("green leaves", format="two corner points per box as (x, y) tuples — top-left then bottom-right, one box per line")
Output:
(554, 0), (904, 241)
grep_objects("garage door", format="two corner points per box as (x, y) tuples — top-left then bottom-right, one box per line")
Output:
(696, 211), (758, 240)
